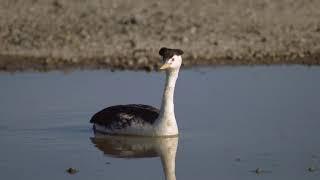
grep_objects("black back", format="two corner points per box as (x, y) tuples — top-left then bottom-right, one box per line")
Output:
(90, 104), (160, 129)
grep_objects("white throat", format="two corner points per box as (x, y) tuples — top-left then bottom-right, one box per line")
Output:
(155, 68), (180, 136)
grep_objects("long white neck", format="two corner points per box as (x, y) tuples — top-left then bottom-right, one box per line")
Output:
(161, 69), (179, 117)
(155, 68), (179, 136)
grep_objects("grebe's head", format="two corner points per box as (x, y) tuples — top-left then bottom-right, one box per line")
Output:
(159, 47), (184, 70)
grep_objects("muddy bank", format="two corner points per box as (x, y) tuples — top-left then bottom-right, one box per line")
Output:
(1, 0), (320, 71)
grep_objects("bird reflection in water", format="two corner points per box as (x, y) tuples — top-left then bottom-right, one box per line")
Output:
(90, 133), (179, 180)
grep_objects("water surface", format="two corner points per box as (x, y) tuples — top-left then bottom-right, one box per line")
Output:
(0, 66), (320, 180)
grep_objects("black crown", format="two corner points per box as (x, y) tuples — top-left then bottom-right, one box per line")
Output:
(159, 47), (184, 60)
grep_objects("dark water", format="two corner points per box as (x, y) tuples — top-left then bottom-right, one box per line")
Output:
(0, 66), (319, 180)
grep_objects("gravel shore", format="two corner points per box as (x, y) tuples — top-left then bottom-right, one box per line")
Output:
(1, 0), (320, 71)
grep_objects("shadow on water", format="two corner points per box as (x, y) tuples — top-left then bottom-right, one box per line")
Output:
(90, 133), (178, 180)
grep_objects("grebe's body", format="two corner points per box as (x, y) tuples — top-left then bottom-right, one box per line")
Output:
(90, 47), (183, 136)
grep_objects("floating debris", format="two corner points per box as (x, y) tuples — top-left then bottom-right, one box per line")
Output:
(66, 167), (79, 174)
(250, 167), (271, 175)
(307, 166), (317, 172)
(255, 168), (262, 174)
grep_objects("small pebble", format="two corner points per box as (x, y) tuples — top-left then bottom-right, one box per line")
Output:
(190, 26), (197, 34)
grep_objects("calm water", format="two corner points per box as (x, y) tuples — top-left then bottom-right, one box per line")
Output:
(0, 66), (320, 180)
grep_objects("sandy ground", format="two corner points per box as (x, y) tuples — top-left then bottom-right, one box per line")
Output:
(0, 0), (320, 71)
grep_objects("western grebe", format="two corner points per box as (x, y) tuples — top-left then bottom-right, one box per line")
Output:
(90, 47), (183, 136)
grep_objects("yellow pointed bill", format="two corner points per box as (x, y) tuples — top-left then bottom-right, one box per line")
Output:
(160, 63), (170, 70)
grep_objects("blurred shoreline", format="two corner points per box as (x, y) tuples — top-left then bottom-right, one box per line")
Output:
(1, 0), (320, 71)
